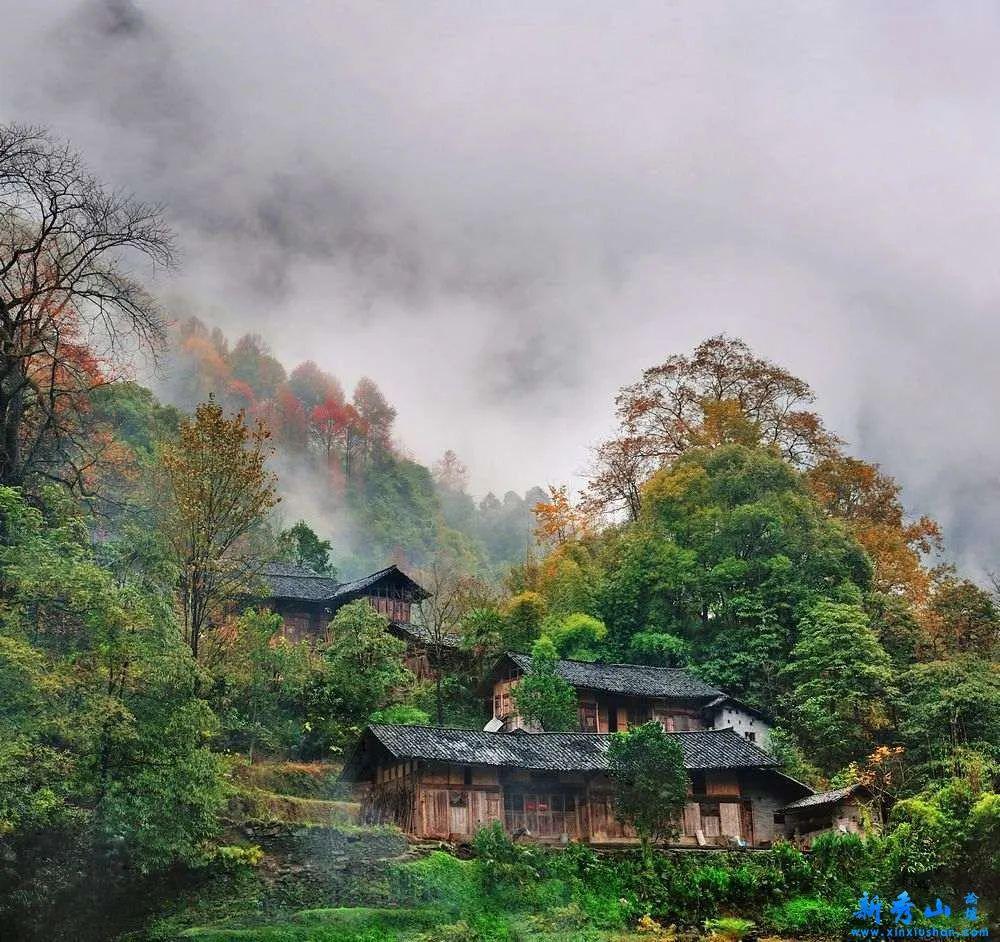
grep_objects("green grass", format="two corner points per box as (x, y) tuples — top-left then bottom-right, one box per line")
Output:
(173, 908), (680, 942)
(145, 834), (862, 941)
(176, 906), (446, 941)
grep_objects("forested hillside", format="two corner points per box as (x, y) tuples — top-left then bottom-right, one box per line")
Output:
(499, 337), (998, 793)
(154, 318), (544, 578)
(1, 124), (998, 941)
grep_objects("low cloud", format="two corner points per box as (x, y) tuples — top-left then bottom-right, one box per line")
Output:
(3, 0), (1000, 575)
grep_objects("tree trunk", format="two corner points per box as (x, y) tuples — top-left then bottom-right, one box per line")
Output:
(435, 665), (444, 725)
(0, 354), (26, 487)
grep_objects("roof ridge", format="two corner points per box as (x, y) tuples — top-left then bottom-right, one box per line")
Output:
(264, 561), (337, 576)
(370, 723), (757, 740)
(369, 722), (493, 734)
(341, 563), (398, 581)
(509, 651), (699, 672)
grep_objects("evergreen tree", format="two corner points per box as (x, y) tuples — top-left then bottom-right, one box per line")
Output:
(512, 636), (578, 731)
(607, 722), (688, 866)
(781, 599), (896, 772)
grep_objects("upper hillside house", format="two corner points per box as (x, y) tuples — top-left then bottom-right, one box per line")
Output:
(343, 724), (811, 847)
(257, 562), (456, 677)
(487, 653), (773, 750)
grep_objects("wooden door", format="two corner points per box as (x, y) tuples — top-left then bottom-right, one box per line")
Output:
(422, 789), (451, 839)
(720, 801), (742, 839)
(740, 800), (755, 846)
(449, 791), (470, 836)
(682, 802), (702, 837)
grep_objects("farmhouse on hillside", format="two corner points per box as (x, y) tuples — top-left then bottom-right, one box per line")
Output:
(486, 653), (774, 750)
(342, 723), (811, 847)
(257, 561), (459, 677)
(262, 562), (828, 850)
(780, 783), (874, 848)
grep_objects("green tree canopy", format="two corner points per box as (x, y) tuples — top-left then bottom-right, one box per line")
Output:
(301, 600), (413, 753)
(278, 520), (336, 576)
(897, 656), (1000, 785)
(926, 578), (1000, 658)
(0, 486), (226, 874)
(542, 612), (608, 661)
(512, 636), (578, 731)
(780, 599), (896, 772)
(607, 721), (689, 864)
(503, 591), (547, 653)
(625, 630), (690, 667)
(214, 609), (312, 762)
(600, 445), (872, 709)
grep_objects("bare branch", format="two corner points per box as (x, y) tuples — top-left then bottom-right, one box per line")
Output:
(0, 122), (176, 489)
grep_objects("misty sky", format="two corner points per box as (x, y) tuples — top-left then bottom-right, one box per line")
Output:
(3, 1), (1000, 575)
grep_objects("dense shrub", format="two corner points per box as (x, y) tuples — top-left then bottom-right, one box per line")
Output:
(472, 822), (546, 889)
(467, 829), (831, 929)
(386, 851), (479, 911)
(809, 831), (878, 898)
(764, 896), (848, 936)
(462, 819), (998, 934)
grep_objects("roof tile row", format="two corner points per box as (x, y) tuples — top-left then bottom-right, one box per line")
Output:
(361, 723), (779, 773)
(507, 652), (723, 700)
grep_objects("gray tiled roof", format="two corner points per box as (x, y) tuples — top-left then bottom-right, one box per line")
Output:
(506, 653), (723, 700)
(387, 621), (462, 650)
(358, 724), (779, 774)
(335, 565), (430, 601)
(262, 562), (340, 602)
(261, 562), (429, 604)
(781, 784), (866, 812)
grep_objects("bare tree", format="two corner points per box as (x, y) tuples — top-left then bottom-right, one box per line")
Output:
(581, 435), (651, 522)
(414, 558), (488, 724)
(0, 123), (175, 489)
(585, 335), (843, 519)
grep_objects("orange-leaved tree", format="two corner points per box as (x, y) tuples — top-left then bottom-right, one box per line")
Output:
(586, 335), (841, 520)
(161, 398), (279, 662)
(808, 455), (942, 606)
(533, 484), (591, 547)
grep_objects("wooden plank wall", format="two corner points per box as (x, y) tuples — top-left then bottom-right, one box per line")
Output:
(366, 761), (773, 847)
(418, 787), (502, 839)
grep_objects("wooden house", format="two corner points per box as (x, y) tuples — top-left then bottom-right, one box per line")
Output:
(780, 784), (874, 848)
(256, 562), (457, 677)
(343, 724), (811, 848)
(486, 653), (773, 749)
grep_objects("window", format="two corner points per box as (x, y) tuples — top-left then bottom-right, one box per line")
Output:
(773, 813), (785, 825)
(744, 731), (756, 743)
(579, 701), (598, 732)
(503, 791), (580, 837)
(690, 771), (706, 794)
(626, 704), (649, 728)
